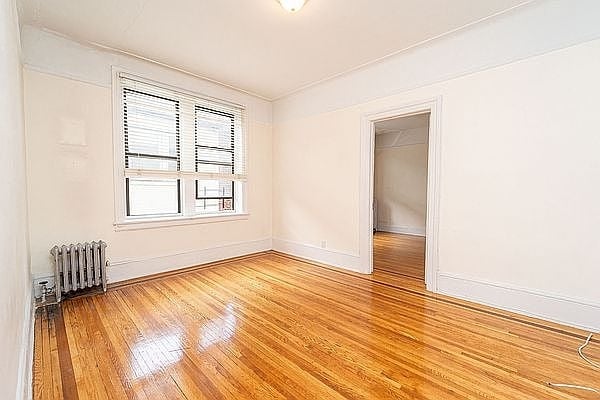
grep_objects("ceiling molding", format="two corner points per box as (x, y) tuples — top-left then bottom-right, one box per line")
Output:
(271, 1), (533, 100)
(18, 0), (533, 100)
(273, 0), (600, 122)
(20, 25), (273, 124)
(27, 25), (273, 102)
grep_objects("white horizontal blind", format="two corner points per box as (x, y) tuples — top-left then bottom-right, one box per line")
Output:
(119, 73), (246, 217)
(120, 74), (247, 181)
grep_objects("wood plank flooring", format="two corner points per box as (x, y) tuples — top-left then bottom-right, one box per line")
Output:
(373, 232), (425, 280)
(33, 252), (600, 399)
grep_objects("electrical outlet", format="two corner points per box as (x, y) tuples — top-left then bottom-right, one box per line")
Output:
(320, 240), (327, 249)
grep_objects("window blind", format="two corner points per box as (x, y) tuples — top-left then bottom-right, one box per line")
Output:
(119, 73), (246, 217)
(120, 73), (247, 182)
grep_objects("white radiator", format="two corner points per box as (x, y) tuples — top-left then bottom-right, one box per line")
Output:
(50, 241), (107, 302)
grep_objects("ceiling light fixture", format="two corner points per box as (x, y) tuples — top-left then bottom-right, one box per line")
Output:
(279, 0), (307, 12)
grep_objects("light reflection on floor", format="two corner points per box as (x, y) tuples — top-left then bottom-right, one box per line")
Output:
(128, 303), (238, 379)
(199, 303), (237, 350)
(130, 331), (184, 379)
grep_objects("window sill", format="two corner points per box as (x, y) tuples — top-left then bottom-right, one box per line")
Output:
(114, 213), (249, 231)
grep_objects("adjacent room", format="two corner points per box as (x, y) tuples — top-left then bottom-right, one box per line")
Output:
(1, 0), (599, 399)
(373, 112), (429, 281)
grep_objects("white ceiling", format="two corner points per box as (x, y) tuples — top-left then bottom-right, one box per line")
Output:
(375, 113), (429, 135)
(375, 113), (429, 148)
(18, 0), (529, 100)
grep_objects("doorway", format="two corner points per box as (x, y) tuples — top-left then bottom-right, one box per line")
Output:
(358, 98), (441, 291)
(373, 113), (429, 281)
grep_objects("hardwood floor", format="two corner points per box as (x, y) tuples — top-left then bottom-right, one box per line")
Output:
(34, 252), (599, 399)
(373, 232), (425, 280)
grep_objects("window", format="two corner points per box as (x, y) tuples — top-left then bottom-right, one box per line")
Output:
(115, 73), (246, 226)
(195, 106), (235, 214)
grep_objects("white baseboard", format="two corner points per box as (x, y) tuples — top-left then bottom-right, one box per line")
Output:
(16, 288), (34, 400)
(272, 238), (363, 273)
(377, 224), (425, 236)
(32, 239), (599, 333)
(108, 238), (272, 282)
(438, 272), (600, 331)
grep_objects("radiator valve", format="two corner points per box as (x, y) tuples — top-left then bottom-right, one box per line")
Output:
(39, 280), (49, 303)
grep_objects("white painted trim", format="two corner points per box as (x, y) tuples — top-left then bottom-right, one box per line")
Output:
(16, 289), (34, 400)
(33, 237), (362, 284)
(377, 225), (425, 237)
(108, 238), (272, 282)
(360, 98), (442, 292)
(359, 112), (375, 275)
(272, 238), (362, 273)
(438, 272), (600, 331)
(114, 213), (249, 231)
(111, 66), (126, 227)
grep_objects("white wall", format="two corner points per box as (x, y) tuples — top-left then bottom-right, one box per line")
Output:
(375, 143), (428, 235)
(23, 28), (273, 284)
(273, 1), (600, 330)
(0, 1), (32, 399)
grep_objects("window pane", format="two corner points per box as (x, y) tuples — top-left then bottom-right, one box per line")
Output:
(128, 156), (178, 171)
(124, 90), (178, 158)
(195, 198), (234, 214)
(196, 163), (234, 174)
(196, 109), (233, 149)
(196, 148), (233, 166)
(196, 179), (234, 199)
(127, 178), (179, 216)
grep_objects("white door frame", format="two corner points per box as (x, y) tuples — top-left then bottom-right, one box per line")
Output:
(359, 97), (442, 292)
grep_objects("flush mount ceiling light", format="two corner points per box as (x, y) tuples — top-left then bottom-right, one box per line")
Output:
(278, 0), (307, 12)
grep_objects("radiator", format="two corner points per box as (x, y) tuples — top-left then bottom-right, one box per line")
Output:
(50, 241), (107, 302)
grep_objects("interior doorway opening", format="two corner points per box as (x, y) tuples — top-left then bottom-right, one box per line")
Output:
(372, 112), (429, 281)
(360, 98), (440, 291)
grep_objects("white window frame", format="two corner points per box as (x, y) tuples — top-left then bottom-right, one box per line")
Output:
(111, 67), (249, 231)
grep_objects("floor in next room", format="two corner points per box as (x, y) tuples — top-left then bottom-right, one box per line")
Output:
(373, 231), (426, 281)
